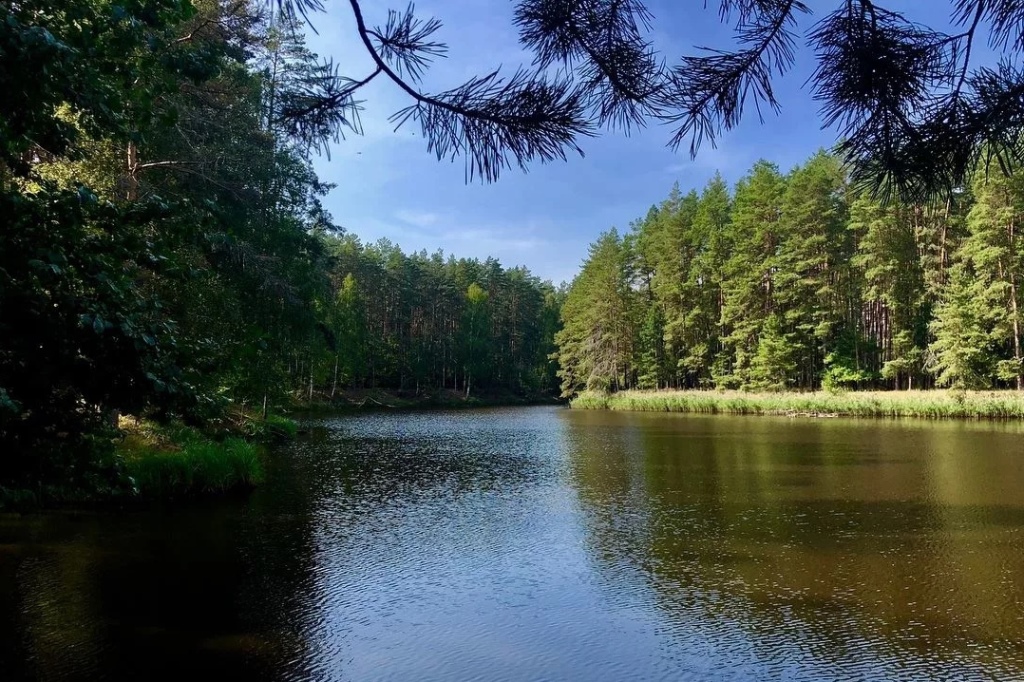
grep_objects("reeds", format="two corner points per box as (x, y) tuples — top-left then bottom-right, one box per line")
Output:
(570, 390), (1024, 419)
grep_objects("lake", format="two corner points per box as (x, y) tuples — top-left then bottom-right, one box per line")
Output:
(2, 406), (1024, 681)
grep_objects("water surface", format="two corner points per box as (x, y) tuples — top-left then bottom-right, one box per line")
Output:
(2, 407), (1024, 681)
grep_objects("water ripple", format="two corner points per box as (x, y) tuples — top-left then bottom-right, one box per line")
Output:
(4, 408), (1024, 680)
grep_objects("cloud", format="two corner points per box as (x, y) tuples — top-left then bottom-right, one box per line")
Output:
(395, 210), (441, 228)
(440, 227), (546, 254)
(664, 144), (744, 176)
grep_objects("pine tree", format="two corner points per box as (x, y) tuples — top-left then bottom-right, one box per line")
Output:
(775, 151), (850, 387)
(635, 304), (667, 390)
(960, 170), (1024, 389)
(718, 161), (786, 388)
(850, 199), (927, 388)
(686, 174), (731, 386)
(461, 283), (490, 397)
(749, 314), (797, 391)
(555, 230), (634, 396)
(334, 273), (367, 394)
(929, 267), (992, 389)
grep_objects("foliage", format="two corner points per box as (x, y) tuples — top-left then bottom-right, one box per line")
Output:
(749, 315), (796, 391)
(929, 267), (993, 389)
(822, 339), (876, 392)
(555, 230), (633, 396)
(320, 238), (560, 398)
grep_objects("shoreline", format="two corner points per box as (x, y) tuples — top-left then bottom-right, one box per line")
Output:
(0, 413), (296, 512)
(293, 388), (563, 413)
(0, 395), (558, 511)
(570, 389), (1024, 420)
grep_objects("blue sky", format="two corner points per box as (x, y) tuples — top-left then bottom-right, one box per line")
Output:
(303, 1), (984, 285)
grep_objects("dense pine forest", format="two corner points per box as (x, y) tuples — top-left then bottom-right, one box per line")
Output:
(556, 152), (1024, 397)
(0, 1), (559, 496)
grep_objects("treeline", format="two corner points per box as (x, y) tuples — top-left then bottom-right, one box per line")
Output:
(303, 238), (561, 399)
(0, 0), (558, 491)
(556, 152), (1024, 396)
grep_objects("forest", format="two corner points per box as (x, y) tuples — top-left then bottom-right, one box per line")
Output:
(0, 0), (559, 497)
(556, 152), (1024, 397)
(8, 0), (1024, 500)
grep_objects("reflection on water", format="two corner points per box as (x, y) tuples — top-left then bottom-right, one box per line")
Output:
(2, 407), (1024, 681)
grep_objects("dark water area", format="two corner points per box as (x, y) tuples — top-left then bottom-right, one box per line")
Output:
(2, 407), (1024, 681)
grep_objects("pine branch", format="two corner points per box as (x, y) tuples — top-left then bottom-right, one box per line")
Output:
(954, 0), (1024, 51)
(260, 0), (1024, 194)
(661, 0), (809, 156)
(348, 0), (593, 182)
(368, 3), (447, 83)
(276, 60), (374, 155)
(269, 0), (324, 24)
(514, 0), (664, 130)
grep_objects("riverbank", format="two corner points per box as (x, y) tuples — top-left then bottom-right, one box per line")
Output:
(297, 388), (562, 413)
(0, 412), (297, 511)
(571, 389), (1024, 419)
(115, 419), (268, 499)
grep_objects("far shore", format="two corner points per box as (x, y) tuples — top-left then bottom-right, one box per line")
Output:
(293, 388), (562, 413)
(571, 389), (1024, 420)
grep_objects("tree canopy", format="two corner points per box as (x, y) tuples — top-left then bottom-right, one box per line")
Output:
(273, 0), (1024, 197)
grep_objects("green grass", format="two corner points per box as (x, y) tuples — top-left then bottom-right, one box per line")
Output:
(228, 411), (298, 440)
(263, 413), (298, 438)
(571, 389), (1024, 419)
(0, 412), (292, 510)
(117, 421), (264, 498)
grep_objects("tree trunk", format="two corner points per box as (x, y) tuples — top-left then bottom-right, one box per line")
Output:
(331, 355), (339, 398)
(126, 141), (139, 201)
(939, 198), (951, 284)
(1010, 221), (1023, 390)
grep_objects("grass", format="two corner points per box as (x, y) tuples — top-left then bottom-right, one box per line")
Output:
(0, 411), (294, 510)
(226, 411), (299, 440)
(571, 389), (1024, 420)
(116, 419), (264, 498)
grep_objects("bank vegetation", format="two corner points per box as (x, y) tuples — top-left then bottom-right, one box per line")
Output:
(572, 390), (1024, 420)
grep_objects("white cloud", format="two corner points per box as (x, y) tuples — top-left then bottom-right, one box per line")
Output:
(395, 210), (442, 228)
(440, 227), (545, 254)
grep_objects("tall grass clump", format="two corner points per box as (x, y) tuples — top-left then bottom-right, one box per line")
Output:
(117, 422), (264, 498)
(230, 411), (298, 441)
(570, 390), (1024, 420)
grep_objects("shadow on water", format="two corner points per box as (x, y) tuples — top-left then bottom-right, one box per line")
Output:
(2, 406), (1024, 681)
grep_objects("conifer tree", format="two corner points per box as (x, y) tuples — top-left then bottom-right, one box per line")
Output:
(960, 171), (1024, 389)
(718, 161), (786, 387)
(850, 199), (928, 388)
(929, 268), (992, 389)
(555, 230), (634, 396)
(775, 151), (850, 387)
